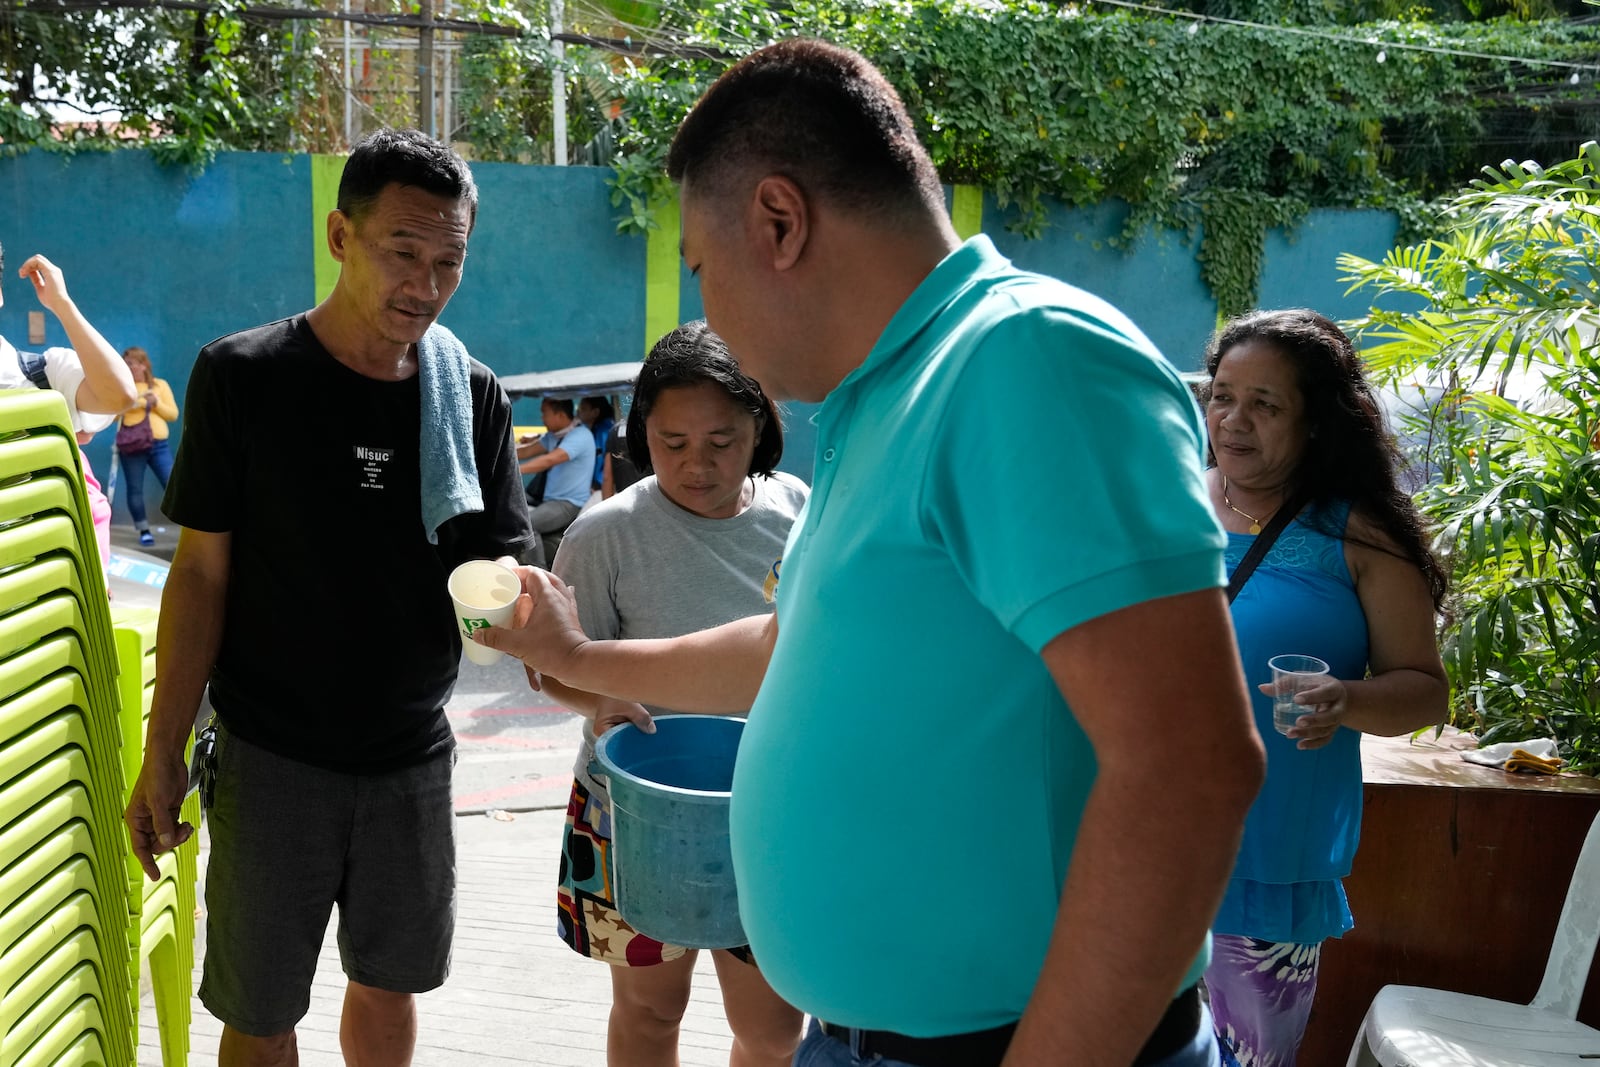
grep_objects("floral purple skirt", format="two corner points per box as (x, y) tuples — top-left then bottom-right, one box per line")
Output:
(1205, 934), (1322, 1067)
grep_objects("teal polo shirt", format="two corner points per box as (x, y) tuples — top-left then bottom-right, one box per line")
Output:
(729, 236), (1227, 1036)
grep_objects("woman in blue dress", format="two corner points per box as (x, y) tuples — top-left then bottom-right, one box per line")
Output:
(1199, 309), (1449, 1067)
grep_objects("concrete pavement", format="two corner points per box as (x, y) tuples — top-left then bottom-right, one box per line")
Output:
(137, 810), (741, 1067)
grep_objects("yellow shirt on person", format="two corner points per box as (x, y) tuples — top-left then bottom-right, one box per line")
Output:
(120, 378), (179, 441)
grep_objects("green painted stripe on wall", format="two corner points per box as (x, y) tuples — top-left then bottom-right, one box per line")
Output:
(311, 153), (345, 305)
(952, 184), (983, 240)
(644, 194), (682, 355)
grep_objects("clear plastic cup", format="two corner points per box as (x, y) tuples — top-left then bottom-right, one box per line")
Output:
(1268, 654), (1331, 736)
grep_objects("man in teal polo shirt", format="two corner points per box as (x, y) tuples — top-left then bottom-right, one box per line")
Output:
(484, 39), (1265, 1067)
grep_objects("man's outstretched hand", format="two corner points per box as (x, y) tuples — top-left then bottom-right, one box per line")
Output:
(476, 566), (590, 678)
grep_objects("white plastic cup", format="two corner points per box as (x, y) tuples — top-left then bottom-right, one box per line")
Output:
(1268, 654), (1331, 735)
(448, 560), (522, 666)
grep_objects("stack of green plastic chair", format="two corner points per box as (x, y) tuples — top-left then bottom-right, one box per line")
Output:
(111, 605), (198, 1067)
(0, 389), (137, 1066)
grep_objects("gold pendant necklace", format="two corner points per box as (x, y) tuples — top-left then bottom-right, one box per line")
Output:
(1222, 476), (1274, 535)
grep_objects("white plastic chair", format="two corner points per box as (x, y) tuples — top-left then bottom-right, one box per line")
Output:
(1346, 805), (1600, 1066)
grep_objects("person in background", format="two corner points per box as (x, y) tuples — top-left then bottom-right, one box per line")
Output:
(482, 39), (1263, 1067)
(1200, 309), (1448, 1067)
(576, 395), (615, 494)
(517, 395), (594, 567)
(0, 244), (138, 567)
(116, 345), (180, 547)
(601, 417), (642, 499)
(543, 321), (807, 1067)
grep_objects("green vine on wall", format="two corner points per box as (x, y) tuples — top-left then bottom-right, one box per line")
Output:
(562, 0), (1600, 315)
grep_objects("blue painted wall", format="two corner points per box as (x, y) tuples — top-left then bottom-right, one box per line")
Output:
(0, 151), (648, 518)
(1258, 209), (1401, 328)
(0, 151), (311, 509)
(987, 196), (1220, 371)
(985, 197), (1402, 373)
(0, 149), (1404, 505)
(456, 162), (645, 432)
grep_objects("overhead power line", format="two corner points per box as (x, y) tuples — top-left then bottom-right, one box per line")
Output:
(1084, 0), (1600, 74)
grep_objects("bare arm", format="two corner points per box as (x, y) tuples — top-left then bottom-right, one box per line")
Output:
(478, 567), (777, 712)
(1002, 588), (1264, 1067)
(601, 453), (615, 499)
(1282, 513), (1448, 749)
(536, 674), (655, 734)
(520, 447), (571, 474)
(20, 254), (138, 414)
(124, 527), (232, 880)
(515, 435), (548, 460)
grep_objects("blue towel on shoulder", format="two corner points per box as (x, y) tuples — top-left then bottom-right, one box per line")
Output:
(417, 323), (483, 544)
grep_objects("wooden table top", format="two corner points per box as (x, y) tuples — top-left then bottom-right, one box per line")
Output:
(1362, 725), (1600, 793)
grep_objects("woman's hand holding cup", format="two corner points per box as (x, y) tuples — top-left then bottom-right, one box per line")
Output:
(1261, 654), (1348, 751)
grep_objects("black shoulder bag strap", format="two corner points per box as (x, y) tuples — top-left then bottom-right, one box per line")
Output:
(15, 348), (50, 390)
(1226, 491), (1309, 603)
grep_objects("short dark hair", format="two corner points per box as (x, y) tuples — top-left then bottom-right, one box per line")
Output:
(541, 396), (575, 419)
(579, 395), (615, 422)
(666, 39), (944, 225)
(338, 128), (478, 229)
(1205, 309), (1448, 608)
(628, 320), (784, 477)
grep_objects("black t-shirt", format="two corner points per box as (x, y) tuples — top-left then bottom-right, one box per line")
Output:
(163, 315), (535, 772)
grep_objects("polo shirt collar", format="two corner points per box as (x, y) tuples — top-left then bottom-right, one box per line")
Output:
(842, 234), (1011, 389)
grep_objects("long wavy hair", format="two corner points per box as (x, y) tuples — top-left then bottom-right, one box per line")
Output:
(122, 346), (154, 385)
(1204, 309), (1448, 609)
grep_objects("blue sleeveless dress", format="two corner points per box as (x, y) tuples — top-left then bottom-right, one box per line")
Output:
(1214, 501), (1369, 944)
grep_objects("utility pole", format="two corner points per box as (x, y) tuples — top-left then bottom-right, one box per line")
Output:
(418, 0), (435, 136)
(440, 0), (453, 141)
(342, 0), (354, 145)
(551, 0), (566, 165)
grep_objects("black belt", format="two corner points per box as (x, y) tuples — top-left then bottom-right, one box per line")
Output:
(818, 984), (1201, 1067)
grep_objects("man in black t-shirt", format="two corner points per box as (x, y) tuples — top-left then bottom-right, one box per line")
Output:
(123, 129), (534, 1064)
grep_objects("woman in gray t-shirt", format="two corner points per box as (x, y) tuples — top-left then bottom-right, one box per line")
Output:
(543, 321), (808, 1066)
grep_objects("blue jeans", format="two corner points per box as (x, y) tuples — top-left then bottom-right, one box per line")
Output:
(791, 1006), (1220, 1067)
(119, 438), (173, 529)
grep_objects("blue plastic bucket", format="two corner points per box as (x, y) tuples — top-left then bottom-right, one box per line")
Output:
(591, 714), (746, 949)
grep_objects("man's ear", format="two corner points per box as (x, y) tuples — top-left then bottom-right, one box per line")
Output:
(326, 210), (351, 263)
(750, 175), (810, 272)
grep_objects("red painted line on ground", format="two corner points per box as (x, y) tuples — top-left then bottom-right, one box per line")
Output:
(452, 733), (560, 750)
(445, 705), (573, 719)
(454, 776), (569, 810)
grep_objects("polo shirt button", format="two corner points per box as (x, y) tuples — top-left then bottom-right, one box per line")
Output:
(823, 448), (837, 462)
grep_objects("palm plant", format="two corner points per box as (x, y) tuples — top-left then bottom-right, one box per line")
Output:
(1341, 143), (1600, 773)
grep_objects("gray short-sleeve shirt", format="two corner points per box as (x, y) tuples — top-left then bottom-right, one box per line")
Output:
(552, 471), (808, 794)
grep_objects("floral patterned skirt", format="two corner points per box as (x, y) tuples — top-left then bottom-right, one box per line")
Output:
(1205, 934), (1322, 1067)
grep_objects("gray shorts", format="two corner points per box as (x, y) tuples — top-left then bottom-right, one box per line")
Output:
(197, 725), (456, 1036)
